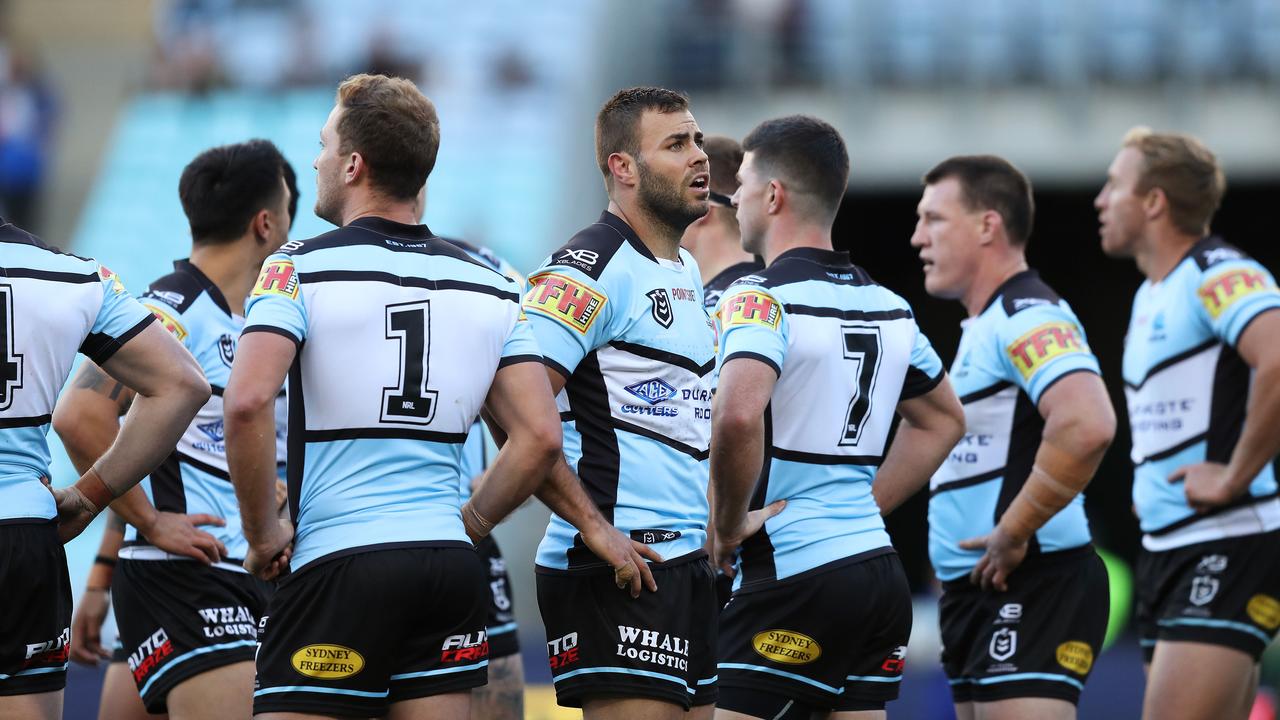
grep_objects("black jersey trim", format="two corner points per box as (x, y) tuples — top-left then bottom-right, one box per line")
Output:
(0, 517), (57, 527)
(303, 427), (469, 444)
(564, 349), (622, 563)
(497, 354), (543, 369)
(739, 403), (777, 586)
(771, 447), (883, 465)
(722, 351), (781, 378)
(0, 223), (92, 261)
(80, 315), (156, 365)
(704, 261), (765, 300)
(930, 467), (1006, 497)
(298, 271), (521, 302)
(0, 267), (97, 284)
(208, 385), (283, 399)
(608, 341), (715, 376)
(1125, 339), (1218, 391)
(733, 546), (897, 595)
(1231, 306), (1280, 348)
(1032, 367), (1099, 402)
(1145, 491), (1280, 536)
(901, 368), (944, 400)
(782, 304), (912, 321)
(610, 418), (710, 460)
(541, 356), (573, 382)
(175, 451), (231, 481)
(145, 452), (186, 521)
(959, 381), (1015, 405)
(1138, 432), (1210, 466)
(996, 389), (1046, 558)
(0, 414), (51, 429)
(241, 325), (302, 345)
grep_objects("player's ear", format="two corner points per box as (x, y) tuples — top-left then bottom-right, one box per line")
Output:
(251, 208), (273, 244)
(608, 152), (637, 189)
(1143, 186), (1167, 222)
(345, 151), (365, 186)
(978, 209), (1001, 246)
(766, 179), (784, 216)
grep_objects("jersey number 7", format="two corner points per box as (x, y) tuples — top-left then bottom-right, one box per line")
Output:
(839, 324), (882, 447)
(380, 300), (438, 425)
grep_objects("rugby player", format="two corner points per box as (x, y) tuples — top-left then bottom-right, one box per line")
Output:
(680, 134), (761, 311)
(0, 221), (209, 720)
(912, 156), (1114, 719)
(711, 115), (965, 720)
(522, 87), (719, 719)
(1097, 128), (1280, 720)
(225, 73), (649, 720)
(55, 140), (298, 720)
(412, 181), (529, 720)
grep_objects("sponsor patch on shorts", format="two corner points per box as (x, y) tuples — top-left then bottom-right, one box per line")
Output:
(290, 644), (364, 679)
(751, 629), (821, 665)
(1055, 641), (1094, 675)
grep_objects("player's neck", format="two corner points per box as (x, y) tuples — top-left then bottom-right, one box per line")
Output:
(961, 253), (1030, 317)
(1137, 228), (1200, 283)
(342, 195), (420, 228)
(608, 199), (683, 262)
(691, 226), (753, 286)
(189, 240), (259, 316)
(762, 218), (831, 267)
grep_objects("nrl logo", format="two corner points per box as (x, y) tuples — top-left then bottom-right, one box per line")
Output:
(218, 334), (236, 367)
(1190, 575), (1220, 606)
(988, 628), (1017, 662)
(646, 289), (673, 328)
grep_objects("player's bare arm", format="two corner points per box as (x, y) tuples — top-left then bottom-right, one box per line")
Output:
(52, 323), (209, 542)
(873, 374), (965, 516)
(224, 330), (295, 581)
(53, 359), (225, 562)
(961, 371), (1115, 591)
(709, 356), (788, 576)
(1171, 309), (1280, 511)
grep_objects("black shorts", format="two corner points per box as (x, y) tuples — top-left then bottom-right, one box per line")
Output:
(940, 545), (1108, 705)
(1136, 529), (1280, 662)
(476, 535), (519, 659)
(0, 522), (71, 696)
(717, 551), (911, 716)
(253, 543), (488, 717)
(536, 551), (718, 710)
(111, 557), (271, 712)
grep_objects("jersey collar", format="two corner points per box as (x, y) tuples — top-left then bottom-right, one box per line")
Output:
(347, 216), (436, 243)
(597, 210), (663, 263)
(773, 246), (852, 267)
(174, 259), (233, 317)
(979, 269), (1041, 314)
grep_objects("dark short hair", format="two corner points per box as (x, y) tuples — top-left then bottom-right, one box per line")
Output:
(595, 87), (689, 180)
(923, 155), (1035, 246)
(741, 115), (849, 219)
(336, 73), (439, 200)
(178, 139), (288, 244)
(282, 159), (299, 225)
(704, 135), (743, 196)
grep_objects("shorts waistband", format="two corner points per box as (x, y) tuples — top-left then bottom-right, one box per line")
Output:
(942, 543), (1095, 592)
(536, 548), (707, 576)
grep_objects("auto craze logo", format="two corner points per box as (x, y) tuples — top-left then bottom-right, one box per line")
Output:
(524, 273), (606, 334)
(129, 629), (173, 682)
(1198, 268), (1274, 319)
(441, 632), (488, 663)
(143, 302), (188, 342)
(291, 644), (364, 679)
(625, 378), (676, 405)
(1056, 641), (1094, 674)
(1006, 322), (1087, 380)
(880, 645), (907, 673)
(721, 290), (782, 331)
(647, 289), (674, 328)
(751, 629), (821, 665)
(252, 260), (300, 300)
(547, 632), (580, 670)
(24, 627), (69, 666)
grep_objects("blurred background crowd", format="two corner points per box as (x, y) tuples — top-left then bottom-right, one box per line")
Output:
(5, 1), (1280, 717)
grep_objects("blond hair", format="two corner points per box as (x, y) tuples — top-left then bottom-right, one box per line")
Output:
(335, 74), (439, 200)
(1122, 126), (1225, 236)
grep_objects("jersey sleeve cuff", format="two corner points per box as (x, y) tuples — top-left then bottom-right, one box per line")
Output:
(79, 314), (156, 365)
(498, 353), (543, 369)
(1226, 304), (1280, 347)
(540, 355), (574, 382)
(241, 324), (302, 345)
(722, 351), (781, 378)
(900, 366), (944, 400)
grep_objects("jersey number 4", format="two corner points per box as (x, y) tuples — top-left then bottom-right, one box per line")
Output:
(0, 285), (22, 411)
(381, 300), (438, 425)
(839, 324), (882, 447)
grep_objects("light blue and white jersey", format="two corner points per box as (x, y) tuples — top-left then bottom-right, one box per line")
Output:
(0, 223), (153, 521)
(1124, 237), (1280, 551)
(928, 271), (1099, 581)
(524, 211), (716, 570)
(241, 217), (540, 571)
(715, 247), (944, 591)
(119, 260), (287, 564)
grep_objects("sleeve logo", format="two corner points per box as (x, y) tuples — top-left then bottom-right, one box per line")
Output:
(141, 301), (188, 341)
(98, 265), (126, 295)
(721, 290), (782, 331)
(1198, 268), (1275, 319)
(524, 272), (606, 334)
(252, 259), (300, 300)
(1006, 321), (1087, 380)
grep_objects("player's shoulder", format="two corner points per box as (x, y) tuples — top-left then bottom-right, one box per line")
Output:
(0, 220), (95, 271)
(1187, 236), (1257, 273)
(141, 263), (205, 315)
(442, 236), (504, 272)
(995, 270), (1064, 317)
(541, 211), (645, 282)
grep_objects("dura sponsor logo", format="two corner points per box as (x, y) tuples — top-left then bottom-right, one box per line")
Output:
(129, 629), (174, 682)
(198, 606), (257, 639)
(23, 627), (70, 666)
(880, 645), (907, 673)
(290, 644), (364, 679)
(547, 632), (580, 670)
(625, 378), (676, 405)
(751, 629), (821, 665)
(441, 631), (488, 663)
(617, 625), (689, 671)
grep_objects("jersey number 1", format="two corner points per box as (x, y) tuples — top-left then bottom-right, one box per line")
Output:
(839, 324), (882, 446)
(381, 300), (438, 425)
(0, 285), (22, 411)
